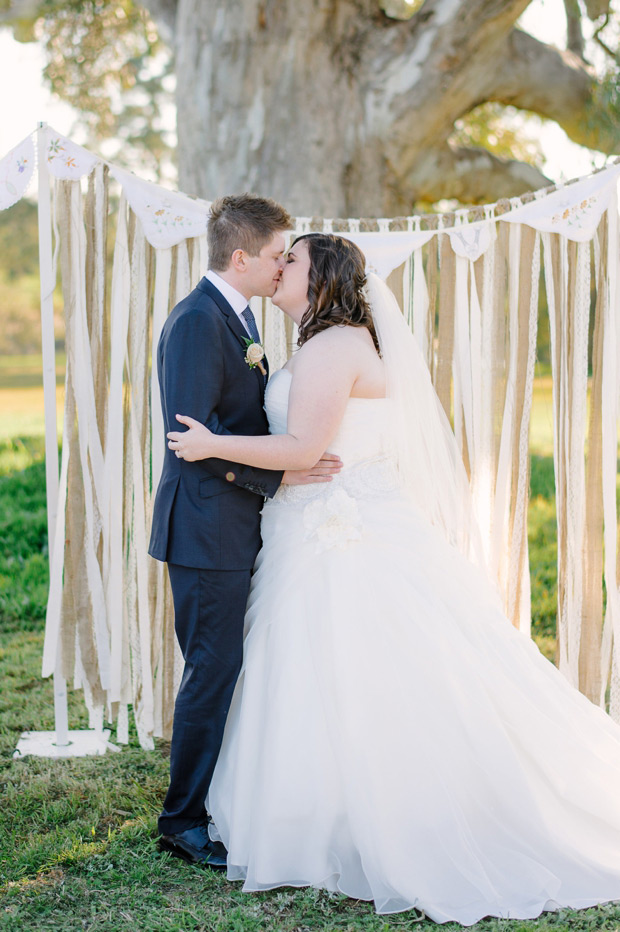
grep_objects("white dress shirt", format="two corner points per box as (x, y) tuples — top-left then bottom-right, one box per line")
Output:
(206, 269), (256, 338)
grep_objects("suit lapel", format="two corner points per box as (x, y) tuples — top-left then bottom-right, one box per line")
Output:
(197, 277), (267, 398)
(198, 277), (249, 350)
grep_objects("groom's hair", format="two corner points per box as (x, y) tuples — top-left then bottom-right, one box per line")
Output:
(208, 194), (292, 271)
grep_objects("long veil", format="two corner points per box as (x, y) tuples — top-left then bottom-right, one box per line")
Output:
(366, 272), (484, 568)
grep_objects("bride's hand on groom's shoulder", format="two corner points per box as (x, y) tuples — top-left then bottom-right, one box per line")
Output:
(281, 453), (343, 486)
(167, 414), (212, 462)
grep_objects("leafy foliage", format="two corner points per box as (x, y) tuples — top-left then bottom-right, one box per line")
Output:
(0, 271), (45, 355)
(588, 65), (620, 148)
(0, 199), (65, 354)
(451, 103), (545, 170)
(0, 198), (39, 281)
(13, 0), (174, 176)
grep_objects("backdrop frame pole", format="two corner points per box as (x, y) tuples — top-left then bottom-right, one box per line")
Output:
(14, 124), (116, 759)
(37, 121), (68, 747)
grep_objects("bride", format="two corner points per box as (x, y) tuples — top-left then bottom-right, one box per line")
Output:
(166, 233), (620, 924)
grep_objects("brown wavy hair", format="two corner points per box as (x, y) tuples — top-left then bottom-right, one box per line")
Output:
(293, 234), (380, 353)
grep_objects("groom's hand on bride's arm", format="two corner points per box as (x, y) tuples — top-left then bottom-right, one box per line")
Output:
(281, 453), (342, 486)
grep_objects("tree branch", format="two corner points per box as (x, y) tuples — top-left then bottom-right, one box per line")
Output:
(593, 14), (616, 59)
(362, 0), (535, 183)
(563, 0), (584, 57)
(486, 28), (620, 151)
(366, 0), (533, 138)
(583, 0), (610, 18)
(409, 144), (551, 204)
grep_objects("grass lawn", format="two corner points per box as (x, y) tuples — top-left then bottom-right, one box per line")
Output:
(2, 358), (610, 932)
(3, 618), (620, 931)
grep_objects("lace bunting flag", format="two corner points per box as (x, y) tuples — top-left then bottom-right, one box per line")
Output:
(0, 135), (34, 210)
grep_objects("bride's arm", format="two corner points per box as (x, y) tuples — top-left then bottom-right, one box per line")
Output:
(168, 329), (357, 469)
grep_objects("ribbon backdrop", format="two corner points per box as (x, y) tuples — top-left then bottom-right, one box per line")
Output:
(2, 127), (619, 746)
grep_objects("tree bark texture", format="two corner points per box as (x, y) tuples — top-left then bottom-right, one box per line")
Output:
(153, 0), (620, 215)
(170, 0), (553, 213)
(3, 0), (618, 214)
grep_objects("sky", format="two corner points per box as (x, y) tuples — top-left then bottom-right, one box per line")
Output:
(0, 0), (615, 196)
(0, 30), (77, 155)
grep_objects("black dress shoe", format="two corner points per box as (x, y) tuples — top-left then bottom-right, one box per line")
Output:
(158, 823), (227, 869)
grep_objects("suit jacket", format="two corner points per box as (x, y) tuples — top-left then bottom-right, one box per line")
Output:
(148, 277), (283, 570)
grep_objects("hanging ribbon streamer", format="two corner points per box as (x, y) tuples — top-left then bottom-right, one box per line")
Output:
(0, 124), (616, 745)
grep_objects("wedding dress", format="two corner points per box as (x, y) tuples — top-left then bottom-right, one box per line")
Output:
(207, 279), (620, 923)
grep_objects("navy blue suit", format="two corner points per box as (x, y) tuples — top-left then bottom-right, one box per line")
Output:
(149, 276), (282, 835)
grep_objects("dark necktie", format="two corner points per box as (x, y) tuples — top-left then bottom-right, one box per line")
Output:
(241, 306), (261, 344)
(241, 306), (267, 386)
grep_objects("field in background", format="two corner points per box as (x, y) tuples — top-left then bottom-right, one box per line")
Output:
(530, 374), (554, 456)
(0, 355), (65, 444)
(0, 354), (556, 448)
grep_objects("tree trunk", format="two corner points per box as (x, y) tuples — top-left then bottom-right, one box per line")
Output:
(173, 0), (507, 213)
(4, 0), (616, 215)
(173, 0), (387, 215)
(164, 0), (619, 214)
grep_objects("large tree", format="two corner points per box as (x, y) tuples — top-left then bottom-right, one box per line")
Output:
(140, 0), (620, 214)
(3, 0), (620, 214)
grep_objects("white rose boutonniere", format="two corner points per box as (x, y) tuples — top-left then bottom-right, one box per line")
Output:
(243, 337), (267, 376)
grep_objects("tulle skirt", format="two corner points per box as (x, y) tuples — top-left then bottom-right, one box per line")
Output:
(207, 491), (620, 924)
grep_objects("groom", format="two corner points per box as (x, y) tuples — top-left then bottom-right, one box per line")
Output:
(149, 194), (341, 868)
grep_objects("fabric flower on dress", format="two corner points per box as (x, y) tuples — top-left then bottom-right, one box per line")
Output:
(303, 489), (363, 553)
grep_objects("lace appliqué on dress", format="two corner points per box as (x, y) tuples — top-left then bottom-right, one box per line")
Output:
(272, 454), (401, 553)
(303, 489), (363, 553)
(273, 454), (400, 507)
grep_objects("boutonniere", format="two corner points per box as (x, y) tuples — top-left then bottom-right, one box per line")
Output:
(243, 337), (267, 376)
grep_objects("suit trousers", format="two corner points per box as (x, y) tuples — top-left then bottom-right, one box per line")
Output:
(158, 563), (252, 836)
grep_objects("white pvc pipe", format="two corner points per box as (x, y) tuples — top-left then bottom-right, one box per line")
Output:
(37, 122), (69, 747)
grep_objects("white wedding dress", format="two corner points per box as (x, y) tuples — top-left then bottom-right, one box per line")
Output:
(208, 367), (620, 924)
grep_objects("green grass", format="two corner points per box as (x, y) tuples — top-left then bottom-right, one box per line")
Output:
(2, 623), (620, 932)
(2, 629), (620, 930)
(529, 455), (558, 660)
(3, 362), (607, 931)
(0, 437), (52, 633)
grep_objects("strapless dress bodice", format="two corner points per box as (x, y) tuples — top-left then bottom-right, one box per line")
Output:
(265, 368), (400, 505)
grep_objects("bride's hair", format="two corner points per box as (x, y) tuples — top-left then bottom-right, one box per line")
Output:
(293, 234), (380, 353)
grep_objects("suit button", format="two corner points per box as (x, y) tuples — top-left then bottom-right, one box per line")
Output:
(225, 471), (235, 482)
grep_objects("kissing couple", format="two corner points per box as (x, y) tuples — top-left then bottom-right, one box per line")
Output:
(149, 194), (620, 924)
